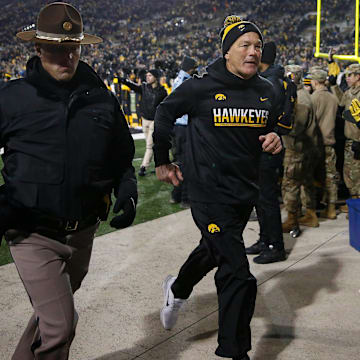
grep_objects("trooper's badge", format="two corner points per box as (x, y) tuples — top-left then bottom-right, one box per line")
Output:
(63, 22), (73, 31)
(208, 223), (221, 233)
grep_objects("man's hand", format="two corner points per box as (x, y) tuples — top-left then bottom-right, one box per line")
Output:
(110, 179), (138, 229)
(328, 48), (336, 63)
(259, 132), (282, 154)
(156, 163), (183, 186)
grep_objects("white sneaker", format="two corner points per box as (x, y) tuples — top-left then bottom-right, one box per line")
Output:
(160, 275), (186, 330)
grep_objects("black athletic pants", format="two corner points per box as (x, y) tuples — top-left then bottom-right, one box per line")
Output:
(255, 151), (284, 250)
(171, 201), (257, 358)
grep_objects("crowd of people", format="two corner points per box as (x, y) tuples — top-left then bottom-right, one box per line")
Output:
(0, 0), (358, 84)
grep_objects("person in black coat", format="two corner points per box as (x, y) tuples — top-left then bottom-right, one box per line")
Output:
(245, 41), (289, 264)
(0, 3), (137, 359)
(119, 69), (167, 176)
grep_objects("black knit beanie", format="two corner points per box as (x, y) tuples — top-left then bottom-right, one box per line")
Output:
(148, 69), (160, 79)
(261, 41), (276, 64)
(219, 15), (263, 57)
(181, 56), (196, 72)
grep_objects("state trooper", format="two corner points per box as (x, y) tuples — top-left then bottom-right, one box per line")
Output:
(245, 40), (294, 264)
(0, 3), (137, 359)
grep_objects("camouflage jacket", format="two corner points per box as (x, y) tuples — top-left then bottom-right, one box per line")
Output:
(282, 85), (320, 154)
(311, 88), (338, 146)
(331, 84), (360, 141)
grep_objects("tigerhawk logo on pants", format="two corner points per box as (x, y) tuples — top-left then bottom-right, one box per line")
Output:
(208, 223), (221, 233)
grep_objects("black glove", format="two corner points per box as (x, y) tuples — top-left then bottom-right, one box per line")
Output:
(343, 109), (360, 129)
(110, 198), (136, 229)
(110, 178), (138, 229)
(328, 75), (337, 86)
(343, 109), (355, 124)
(352, 141), (360, 160)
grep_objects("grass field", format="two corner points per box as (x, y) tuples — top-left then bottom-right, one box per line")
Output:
(0, 139), (183, 266)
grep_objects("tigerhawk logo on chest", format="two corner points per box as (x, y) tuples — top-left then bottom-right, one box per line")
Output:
(212, 108), (269, 127)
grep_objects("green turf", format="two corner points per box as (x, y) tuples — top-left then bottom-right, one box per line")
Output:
(0, 139), (183, 266)
(0, 241), (12, 265)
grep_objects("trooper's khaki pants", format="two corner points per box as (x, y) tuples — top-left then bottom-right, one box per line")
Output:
(7, 223), (98, 360)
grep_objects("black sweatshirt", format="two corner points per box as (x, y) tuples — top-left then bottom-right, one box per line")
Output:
(153, 58), (277, 205)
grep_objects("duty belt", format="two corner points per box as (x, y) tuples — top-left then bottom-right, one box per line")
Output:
(27, 212), (100, 235)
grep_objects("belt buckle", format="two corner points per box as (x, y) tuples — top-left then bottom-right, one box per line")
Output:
(64, 220), (79, 232)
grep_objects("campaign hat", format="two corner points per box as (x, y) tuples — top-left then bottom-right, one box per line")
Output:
(16, 2), (102, 45)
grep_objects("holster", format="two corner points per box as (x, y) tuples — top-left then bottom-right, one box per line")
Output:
(0, 187), (22, 245)
(100, 194), (112, 221)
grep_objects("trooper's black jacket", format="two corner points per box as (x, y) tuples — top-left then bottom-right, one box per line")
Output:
(0, 57), (135, 220)
(153, 58), (277, 205)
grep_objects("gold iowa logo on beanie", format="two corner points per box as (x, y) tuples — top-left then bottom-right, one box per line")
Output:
(63, 22), (73, 31)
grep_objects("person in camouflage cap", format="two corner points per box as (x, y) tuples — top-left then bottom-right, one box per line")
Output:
(281, 65), (321, 231)
(303, 75), (313, 94)
(331, 63), (360, 210)
(309, 68), (339, 220)
(344, 63), (360, 76)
